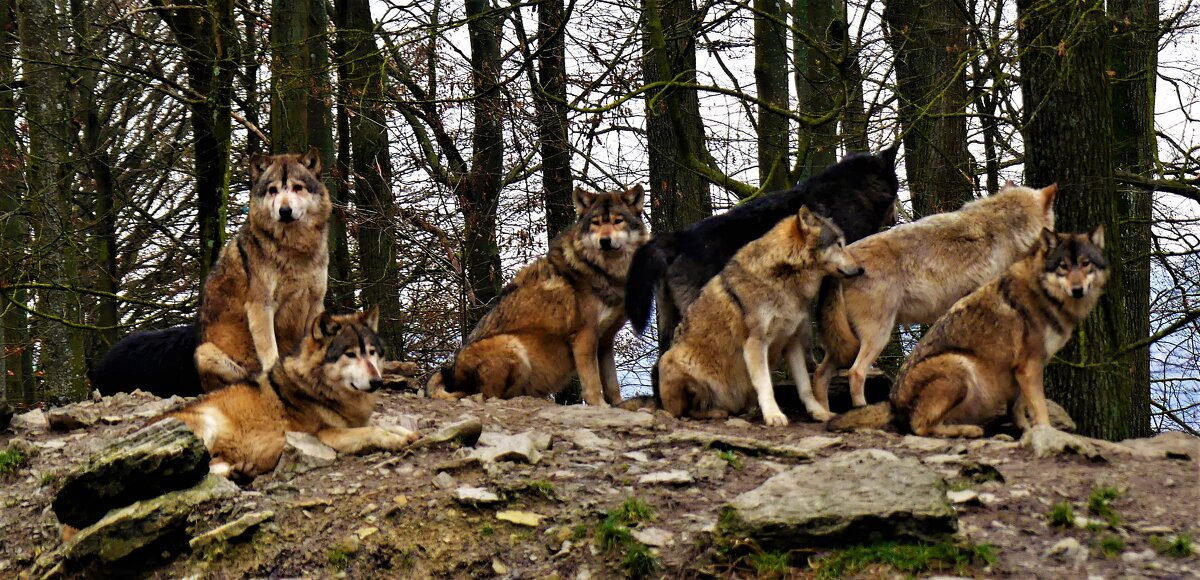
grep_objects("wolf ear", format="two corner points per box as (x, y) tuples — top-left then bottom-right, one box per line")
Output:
(1088, 224), (1105, 249)
(880, 144), (899, 166)
(622, 183), (645, 214)
(999, 179), (1017, 192)
(572, 186), (597, 216)
(1040, 183), (1057, 212)
(360, 306), (380, 332)
(312, 312), (339, 341)
(249, 154), (272, 182)
(1039, 228), (1058, 252)
(795, 206), (818, 237)
(300, 146), (322, 176)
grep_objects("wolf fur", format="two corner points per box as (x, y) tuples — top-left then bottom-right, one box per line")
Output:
(91, 325), (202, 397)
(426, 185), (649, 406)
(195, 148), (332, 391)
(657, 207), (864, 426)
(814, 182), (1058, 415)
(624, 147), (899, 354)
(166, 308), (417, 479)
(828, 227), (1107, 437)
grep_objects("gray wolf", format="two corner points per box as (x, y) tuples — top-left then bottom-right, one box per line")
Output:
(814, 182), (1058, 417)
(828, 227), (1107, 437)
(426, 185), (649, 407)
(195, 148), (332, 391)
(624, 147), (899, 358)
(657, 207), (863, 426)
(166, 308), (417, 478)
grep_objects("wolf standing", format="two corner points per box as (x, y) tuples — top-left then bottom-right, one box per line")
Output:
(828, 228), (1108, 437)
(427, 185), (649, 406)
(195, 148), (332, 391)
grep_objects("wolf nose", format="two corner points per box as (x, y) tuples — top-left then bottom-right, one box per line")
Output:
(369, 379), (384, 391)
(599, 237), (613, 250)
(279, 207), (294, 222)
(844, 265), (865, 277)
(1072, 287), (1085, 298)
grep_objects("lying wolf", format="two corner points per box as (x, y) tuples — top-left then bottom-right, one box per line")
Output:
(658, 207), (863, 426)
(828, 227), (1107, 437)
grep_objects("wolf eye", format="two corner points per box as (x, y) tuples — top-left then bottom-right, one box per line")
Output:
(591, 218), (601, 226)
(292, 184), (303, 192)
(344, 351), (357, 359)
(613, 216), (624, 225)
(268, 186), (278, 195)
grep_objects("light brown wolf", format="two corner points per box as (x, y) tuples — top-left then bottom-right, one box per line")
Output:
(828, 227), (1107, 437)
(167, 308), (417, 478)
(195, 148), (332, 391)
(814, 182), (1058, 416)
(657, 207), (864, 426)
(426, 185), (649, 406)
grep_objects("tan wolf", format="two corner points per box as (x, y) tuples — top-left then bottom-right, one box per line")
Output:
(828, 227), (1107, 437)
(814, 182), (1058, 417)
(426, 185), (649, 406)
(195, 148), (332, 391)
(657, 207), (864, 426)
(166, 308), (417, 478)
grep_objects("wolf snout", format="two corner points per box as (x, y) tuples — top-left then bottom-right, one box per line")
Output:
(1072, 287), (1085, 298)
(368, 378), (384, 392)
(278, 206), (295, 222)
(599, 237), (614, 251)
(841, 265), (865, 277)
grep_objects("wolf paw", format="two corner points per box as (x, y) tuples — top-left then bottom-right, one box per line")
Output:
(763, 411), (789, 427)
(377, 426), (420, 449)
(808, 409), (835, 422)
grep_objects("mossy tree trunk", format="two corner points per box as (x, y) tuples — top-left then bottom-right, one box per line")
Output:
(535, 0), (575, 242)
(0, 0), (32, 403)
(1018, 0), (1146, 440)
(792, 0), (841, 179)
(755, 0), (790, 192)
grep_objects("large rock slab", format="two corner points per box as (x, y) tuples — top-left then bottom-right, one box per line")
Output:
(536, 405), (655, 429)
(272, 431), (337, 479)
(720, 449), (957, 548)
(36, 475), (239, 577)
(52, 418), (210, 529)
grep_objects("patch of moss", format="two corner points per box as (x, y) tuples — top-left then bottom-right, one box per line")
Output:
(571, 523), (588, 540)
(1150, 534), (1195, 558)
(717, 449), (743, 470)
(0, 448), (26, 476)
(610, 497), (655, 526)
(478, 524), (495, 536)
(811, 541), (996, 580)
(747, 550), (790, 577)
(526, 479), (558, 501)
(327, 547), (352, 571)
(1099, 535), (1124, 557)
(1047, 502), (1075, 528)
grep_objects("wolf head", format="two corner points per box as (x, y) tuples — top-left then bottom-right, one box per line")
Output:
(997, 181), (1057, 230)
(795, 206), (864, 278)
(572, 184), (649, 253)
(296, 308), (386, 393)
(1036, 226), (1108, 301)
(248, 147), (331, 227)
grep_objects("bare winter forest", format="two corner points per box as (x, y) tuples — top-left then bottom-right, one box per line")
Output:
(0, 0), (1198, 439)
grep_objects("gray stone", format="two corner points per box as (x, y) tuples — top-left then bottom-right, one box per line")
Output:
(432, 471), (456, 489)
(622, 451), (650, 463)
(1020, 425), (1106, 460)
(272, 432), (337, 479)
(455, 486), (501, 505)
(413, 415), (482, 448)
(638, 470), (694, 486)
(470, 431), (550, 464)
(695, 453), (729, 481)
(721, 450), (956, 548)
(53, 418), (210, 529)
(12, 408), (48, 433)
(189, 510), (274, 550)
(565, 428), (615, 451)
(536, 405), (655, 429)
(47, 405), (100, 431)
(1121, 431), (1199, 461)
(631, 527), (673, 547)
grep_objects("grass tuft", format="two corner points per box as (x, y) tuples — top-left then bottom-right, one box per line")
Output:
(716, 449), (743, 470)
(1099, 535), (1124, 557)
(0, 448), (26, 477)
(747, 550), (790, 577)
(1087, 485), (1122, 526)
(621, 541), (659, 578)
(610, 497), (656, 526)
(1150, 534), (1195, 558)
(598, 498), (660, 578)
(327, 548), (351, 571)
(811, 541), (996, 580)
(1046, 501), (1076, 528)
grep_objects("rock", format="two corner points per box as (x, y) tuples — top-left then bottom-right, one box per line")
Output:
(631, 527), (672, 547)
(565, 428), (615, 451)
(947, 490), (980, 504)
(724, 418), (753, 429)
(413, 416), (482, 448)
(355, 526), (379, 540)
(272, 432), (337, 479)
(1043, 537), (1087, 565)
(0, 401), (13, 431)
(1020, 425), (1105, 460)
(432, 471), (456, 489)
(695, 453), (728, 481)
(634, 429), (836, 459)
(470, 431), (551, 464)
(53, 418), (210, 529)
(492, 559), (510, 575)
(1121, 431), (1199, 461)
(36, 475), (239, 575)
(455, 486), (501, 505)
(1121, 549), (1157, 564)
(902, 435), (952, 452)
(12, 408), (48, 433)
(721, 450), (956, 548)
(536, 405), (655, 429)
(622, 451), (650, 463)
(638, 470), (694, 486)
(47, 405), (99, 432)
(189, 510), (274, 550)
(496, 510), (546, 527)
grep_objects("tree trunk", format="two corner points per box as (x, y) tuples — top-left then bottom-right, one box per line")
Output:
(793, 0), (841, 179)
(535, 0), (574, 242)
(1018, 0), (1145, 440)
(754, 0), (789, 191)
(335, 0), (405, 351)
(1108, 0), (1156, 434)
(883, 0), (974, 214)
(0, 0), (32, 403)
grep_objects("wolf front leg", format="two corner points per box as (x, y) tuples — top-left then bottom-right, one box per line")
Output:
(244, 294), (279, 373)
(785, 334), (832, 421)
(744, 333), (787, 427)
(318, 426), (419, 454)
(598, 323), (623, 404)
(1016, 358), (1051, 428)
(572, 332), (608, 407)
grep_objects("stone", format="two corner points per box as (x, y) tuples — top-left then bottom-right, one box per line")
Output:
(721, 450), (956, 548)
(36, 475), (239, 575)
(1121, 431), (1199, 461)
(272, 432), (337, 479)
(902, 435), (952, 452)
(536, 405), (655, 429)
(47, 405), (99, 432)
(470, 431), (551, 464)
(724, 418), (753, 429)
(631, 527), (672, 547)
(947, 490), (980, 504)
(413, 416), (483, 448)
(492, 559), (510, 575)
(455, 486), (501, 505)
(12, 408), (48, 433)
(1020, 425), (1105, 460)
(695, 453), (729, 481)
(634, 429), (835, 459)
(1044, 537), (1087, 565)
(638, 470), (694, 486)
(496, 510), (546, 527)
(189, 510), (274, 550)
(53, 418), (210, 529)
(1121, 549), (1157, 564)
(622, 451), (650, 463)
(432, 471), (456, 490)
(565, 428), (615, 451)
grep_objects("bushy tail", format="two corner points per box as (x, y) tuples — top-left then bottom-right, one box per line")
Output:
(625, 235), (677, 335)
(827, 402), (894, 432)
(91, 324), (201, 398)
(426, 363), (476, 400)
(816, 278), (860, 367)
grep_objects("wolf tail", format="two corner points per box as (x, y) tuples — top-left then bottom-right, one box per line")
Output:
(426, 363), (473, 400)
(816, 278), (860, 366)
(625, 234), (678, 335)
(826, 402), (895, 432)
(91, 324), (202, 398)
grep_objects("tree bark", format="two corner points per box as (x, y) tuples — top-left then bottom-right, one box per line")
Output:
(0, 0), (32, 403)
(535, 0), (574, 242)
(754, 0), (789, 191)
(1018, 0), (1145, 440)
(793, 0), (841, 179)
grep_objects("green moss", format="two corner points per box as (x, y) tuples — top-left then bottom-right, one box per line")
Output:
(1087, 485), (1122, 526)
(747, 550), (790, 577)
(811, 541), (996, 579)
(478, 524), (495, 536)
(327, 547), (351, 571)
(1099, 535), (1124, 557)
(526, 480), (558, 500)
(1047, 502), (1076, 528)
(0, 448), (26, 476)
(597, 517), (633, 551)
(571, 523), (588, 540)
(717, 449), (743, 470)
(610, 498), (656, 526)
(1150, 534), (1195, 558)
(598, 498), (659, 578)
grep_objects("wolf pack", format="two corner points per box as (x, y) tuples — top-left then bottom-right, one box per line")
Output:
(93, 144), (1109, 479)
